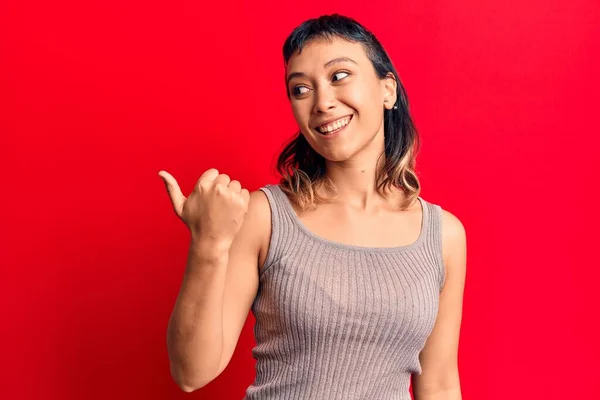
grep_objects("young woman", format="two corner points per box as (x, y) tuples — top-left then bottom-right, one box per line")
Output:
(160, 14), (466, 400)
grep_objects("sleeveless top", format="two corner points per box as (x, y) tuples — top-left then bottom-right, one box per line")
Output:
(243, 184), (446, 400)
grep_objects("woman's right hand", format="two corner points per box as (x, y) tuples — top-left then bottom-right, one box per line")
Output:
(158, 168), (250, 245)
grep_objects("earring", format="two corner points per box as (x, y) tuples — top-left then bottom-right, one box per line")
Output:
(385, 98), (398, 110)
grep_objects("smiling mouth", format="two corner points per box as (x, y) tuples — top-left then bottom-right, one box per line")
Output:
(315, 115), (353, 135)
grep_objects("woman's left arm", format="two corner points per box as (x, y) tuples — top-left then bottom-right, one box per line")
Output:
(412, 209), (467, 400)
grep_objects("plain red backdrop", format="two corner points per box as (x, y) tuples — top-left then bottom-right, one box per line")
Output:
(1, 0), (598, 399)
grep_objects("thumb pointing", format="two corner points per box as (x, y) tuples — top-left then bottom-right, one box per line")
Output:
(158, 170), (186, 217)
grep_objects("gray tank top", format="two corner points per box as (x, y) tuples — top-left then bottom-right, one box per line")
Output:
(244, 184), (446, 400)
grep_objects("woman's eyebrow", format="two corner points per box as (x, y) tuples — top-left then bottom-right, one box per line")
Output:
(323, 56), (357, 68)
(286, 57), (357, 86)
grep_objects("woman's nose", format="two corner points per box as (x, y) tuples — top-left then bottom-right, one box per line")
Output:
(313, 88), (336, 114)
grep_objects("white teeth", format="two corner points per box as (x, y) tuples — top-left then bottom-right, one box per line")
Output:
(317, 116), (351, 133)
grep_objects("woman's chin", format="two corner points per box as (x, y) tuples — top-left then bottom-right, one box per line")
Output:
(318, 148), (355, 163)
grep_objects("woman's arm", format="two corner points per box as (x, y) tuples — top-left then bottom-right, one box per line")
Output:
(412, 209), (467, 400)
(166, 190), (270, 392)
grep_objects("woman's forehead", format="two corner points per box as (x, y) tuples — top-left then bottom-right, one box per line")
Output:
(286, 38), (368, 70)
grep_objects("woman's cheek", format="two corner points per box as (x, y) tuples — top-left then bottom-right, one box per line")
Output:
(340, 84), (365, 111)
(292, 102), (311, 124)
(291, 106), (304, 130)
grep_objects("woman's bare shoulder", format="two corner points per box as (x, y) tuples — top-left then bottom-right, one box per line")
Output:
(244, 189), (273, 268)
(439, 207), (467, 276)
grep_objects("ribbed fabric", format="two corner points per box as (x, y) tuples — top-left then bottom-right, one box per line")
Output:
(244, 184), (446, 400)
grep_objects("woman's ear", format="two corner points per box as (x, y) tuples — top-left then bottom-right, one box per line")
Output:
(382, 72), (398, 110)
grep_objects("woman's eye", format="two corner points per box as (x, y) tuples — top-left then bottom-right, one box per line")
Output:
(332, 71), (349, 81)
(293, 86), (309, 95)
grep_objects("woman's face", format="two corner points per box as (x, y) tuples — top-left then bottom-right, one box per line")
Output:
(285, 37), (396, 162)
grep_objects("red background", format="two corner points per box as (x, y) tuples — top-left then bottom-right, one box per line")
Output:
(1, 0), (599, 399)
